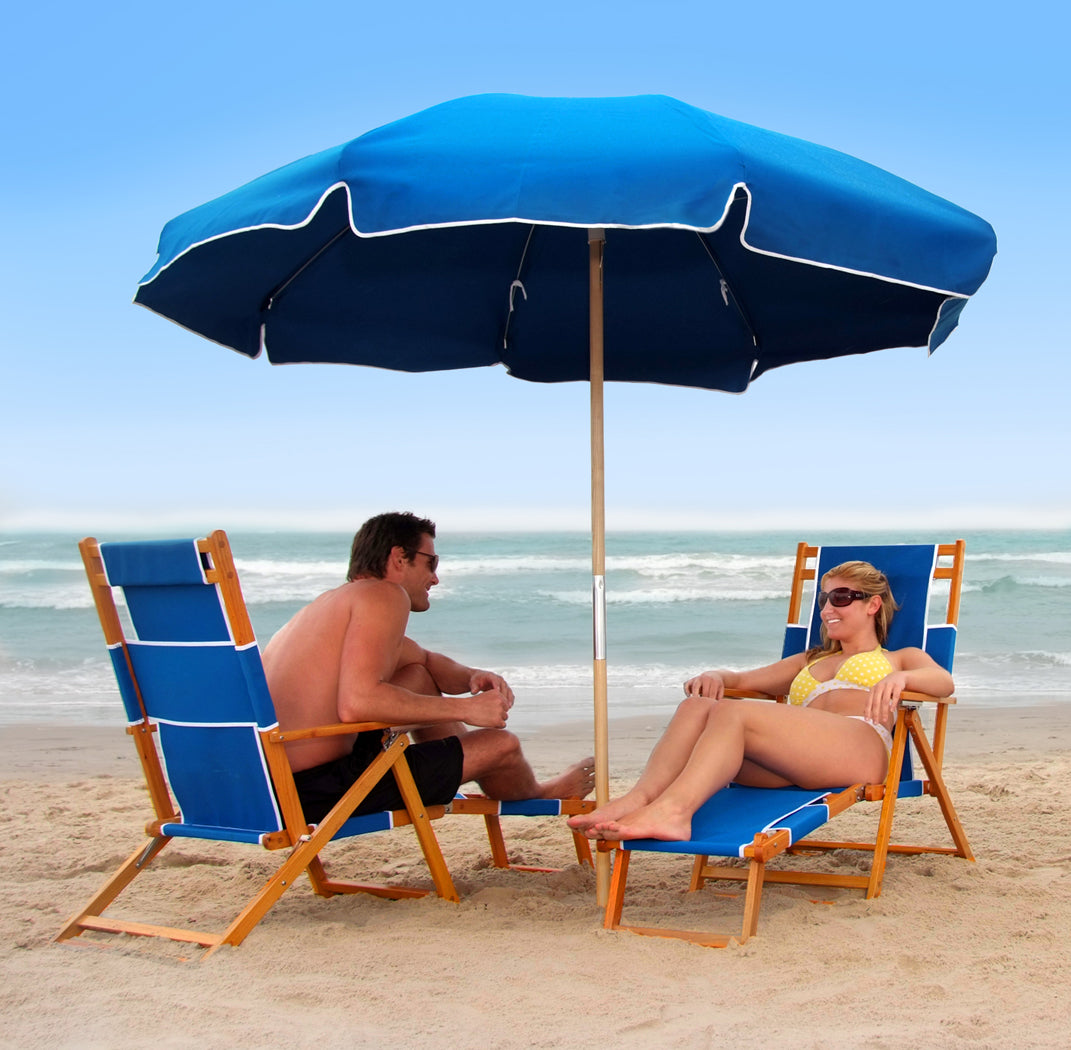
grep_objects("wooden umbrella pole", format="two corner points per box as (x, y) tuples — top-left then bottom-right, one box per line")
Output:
(588, 228), (610, 905)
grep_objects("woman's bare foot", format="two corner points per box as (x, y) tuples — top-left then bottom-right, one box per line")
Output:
(593, 798), (693, 842)
(540, 757), (595, 799)
(567, 788), (650, 831)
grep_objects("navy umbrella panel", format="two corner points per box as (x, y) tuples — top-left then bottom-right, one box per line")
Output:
(135, 94), (996, 900)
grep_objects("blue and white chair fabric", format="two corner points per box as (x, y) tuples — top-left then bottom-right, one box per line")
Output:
(99, 538), (413, 843)
(99, 538), (286, 844)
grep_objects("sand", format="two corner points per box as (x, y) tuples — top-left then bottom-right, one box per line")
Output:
(3, 703), (1070, 1049)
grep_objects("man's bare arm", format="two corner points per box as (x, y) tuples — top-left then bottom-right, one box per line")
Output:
(336, 582), (510, 728)
(424, 649), (515, 706)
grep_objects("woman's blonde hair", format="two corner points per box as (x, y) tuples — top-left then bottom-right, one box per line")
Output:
(808, 560), (899, 657)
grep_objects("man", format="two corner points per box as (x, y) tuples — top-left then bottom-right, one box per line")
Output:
(262, 511), (594, 822)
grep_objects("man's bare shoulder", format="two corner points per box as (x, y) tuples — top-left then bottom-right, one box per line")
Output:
(316, 578), (409, 619)
(265, 578), (407, 655)
(333, 577), (410, 613)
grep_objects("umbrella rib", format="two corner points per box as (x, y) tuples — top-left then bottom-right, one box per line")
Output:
(502, 224), (537, 349)
(261, 226), (351, 312)
(696, 232), (759, 350)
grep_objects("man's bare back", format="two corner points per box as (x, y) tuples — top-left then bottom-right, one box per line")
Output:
(263, 578), (409, 771)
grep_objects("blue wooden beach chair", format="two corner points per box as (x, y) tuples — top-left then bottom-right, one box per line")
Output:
(58, 530), (459, 957)
(603, 540), (974, 947)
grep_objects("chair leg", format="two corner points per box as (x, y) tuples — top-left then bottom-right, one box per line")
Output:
(450, 795), (595, 872)
(482, 813), (593, 873)
(56, 835), (172, 944)
(866, 708), (972, 901)
(483, 814), (512, 868)
(778, 713), (973, 899)
(866, 714), (910, 898)
(571, 829), (594, 867)
(689, 854), (709, 891)
(603, 849), (630, 931)
(213, 745), (459, 954)
(740, 858), (765, 942)
(909, 715), (974, 862)
(305, 855), (430, 900)
(604, 846), (749, 948)
(213, 833), (340, 954)
(390, 755), (460, 902)
(60, 740), (458, 957)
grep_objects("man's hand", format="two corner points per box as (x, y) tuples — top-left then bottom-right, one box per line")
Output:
(469, 670), (514, 708)
(463, 689), (512, 729)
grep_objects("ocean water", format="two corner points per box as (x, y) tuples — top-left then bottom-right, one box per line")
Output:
(1, 529), (1069, 730)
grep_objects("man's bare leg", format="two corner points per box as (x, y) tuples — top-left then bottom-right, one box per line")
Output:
(393, 662), (594, 799)
(460, 729), (593, 799)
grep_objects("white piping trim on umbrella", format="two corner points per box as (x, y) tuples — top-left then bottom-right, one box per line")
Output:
(924, 296), (964, 356)
(129, 296), (264, 356)
(136, 179), (972, 302)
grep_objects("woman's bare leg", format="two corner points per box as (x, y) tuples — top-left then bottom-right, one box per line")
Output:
(596, 699), (888, 842)
(568, 694), (717, 830)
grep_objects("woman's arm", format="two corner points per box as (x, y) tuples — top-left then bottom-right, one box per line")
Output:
(684, 652), (808, 699)
(865, 647), (955, 722)
(888, 647), (955, 694)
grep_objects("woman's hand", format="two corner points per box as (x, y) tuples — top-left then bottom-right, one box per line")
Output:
(867, 671), (909, 723)
(683, 671), (725, 700)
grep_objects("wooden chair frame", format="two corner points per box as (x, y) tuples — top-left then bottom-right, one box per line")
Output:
(449, 794), (594, 872)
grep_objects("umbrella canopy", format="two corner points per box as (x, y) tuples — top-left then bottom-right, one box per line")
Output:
(136, 93), (995, 387)
(134, 93), (996, 901)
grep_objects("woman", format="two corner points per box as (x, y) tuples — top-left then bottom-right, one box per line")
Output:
(568, 560), (953, 842)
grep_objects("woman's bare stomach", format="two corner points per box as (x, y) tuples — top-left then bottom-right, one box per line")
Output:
(806, 688), (894, 731)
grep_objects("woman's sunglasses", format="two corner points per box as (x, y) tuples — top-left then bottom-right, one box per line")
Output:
(818, 587), (870, 609)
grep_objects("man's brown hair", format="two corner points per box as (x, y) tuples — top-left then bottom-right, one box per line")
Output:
(347, 512), (437, 581)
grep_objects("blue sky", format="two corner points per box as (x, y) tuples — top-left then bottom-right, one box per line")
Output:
(2, 0), (1068, 534)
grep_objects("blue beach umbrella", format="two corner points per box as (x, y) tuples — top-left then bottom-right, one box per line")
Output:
(135, 93), (996, 899)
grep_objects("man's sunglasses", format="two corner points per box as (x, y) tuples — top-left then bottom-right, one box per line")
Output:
(407, 549), (439, 573)
(818, 587), (870, 609)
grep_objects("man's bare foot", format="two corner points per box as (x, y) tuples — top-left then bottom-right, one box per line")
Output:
(540, 757), (595, 799)
(566, 788), (648, 831)
(591, 799), (693, 842)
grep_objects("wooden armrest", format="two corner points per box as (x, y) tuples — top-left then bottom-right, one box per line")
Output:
(721, 688), (955, 706)
(722, 688), (780, 701)
(269, 721), (393, 743)
(899, 691), (956, 706)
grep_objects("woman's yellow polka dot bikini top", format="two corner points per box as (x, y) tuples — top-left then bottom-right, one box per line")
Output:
(788, 646), (894, 706)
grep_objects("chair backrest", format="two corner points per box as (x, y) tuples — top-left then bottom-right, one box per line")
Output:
(82, 531), (285, 843)
(781, 542), (963, 668)
(780, 541), (965, 782)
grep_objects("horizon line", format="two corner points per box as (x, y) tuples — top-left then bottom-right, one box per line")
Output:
(2, 505), (1069, 534)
